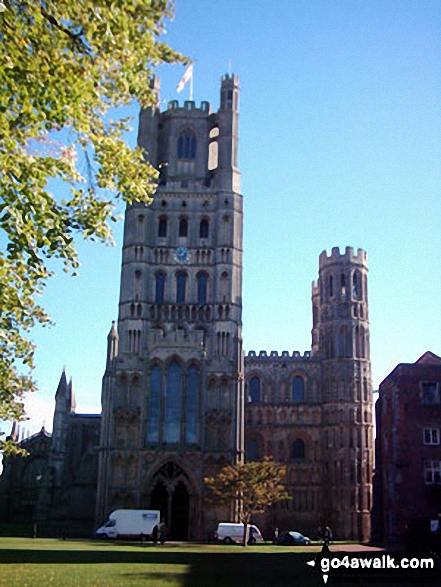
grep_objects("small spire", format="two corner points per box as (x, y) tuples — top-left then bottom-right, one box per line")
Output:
(69, 378), (76, 413)
(108, 320), (119, 339)
(107, 321), (119, 364)
(55, 368), (69, 400)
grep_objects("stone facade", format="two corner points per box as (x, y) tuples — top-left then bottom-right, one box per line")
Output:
(373, 351), (441, 544)
(245, 247), (373, 541)
(0, 372), (100, 535)
(0, 75), (374, 542)
(95, 74), (244, 540)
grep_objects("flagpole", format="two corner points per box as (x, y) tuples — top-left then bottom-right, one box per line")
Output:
(190, 65), (194, 101)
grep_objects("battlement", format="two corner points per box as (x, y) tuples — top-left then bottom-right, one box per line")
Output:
(166, 100), (212, 115)
(319, 246), (367, 268)
(221, 73), (239, 85)
(246, 350), (311, 360)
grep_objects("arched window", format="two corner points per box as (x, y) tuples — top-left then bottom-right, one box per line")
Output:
(247, 440), (259, 462)
(158, 216), (167, 237)
(292, 376), (305, 403)
(179, 218), (188, 237)
(177, 129), (197, 159)
(197, 272), (209, 304)
(249, 376), (261, 403)
(199, 218), (209, 239)
(341, 273), (346, 297)
(164, 361), (182, 443)
(155, 272), (165, 303)
(208, 127), (219, 171)
(353, 270), (362, 299)
(220, 271), (229, 301)
(329, 275), (333, 297)
(176, 272), (187, 303)
(148, 365), (162, 443)
(186, 365), (199, 444)
(291, 439), (305, 460)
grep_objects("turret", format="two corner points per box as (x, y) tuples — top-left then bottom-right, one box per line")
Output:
(51, 369), (72, 454)
(315, 246), (369, 363)
(314, 246), (373, 542)
(106, 321), (119, 369)
(217, 74), (240, 192)
(137, 75), (161, 164)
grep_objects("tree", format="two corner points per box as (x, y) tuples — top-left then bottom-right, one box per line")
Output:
(204, 458), (290, 546)
(0, 0), (187, 452)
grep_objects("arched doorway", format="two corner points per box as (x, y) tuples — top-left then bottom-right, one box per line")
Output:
(171, 481), (189, 540)
(146, 462), (191, 540)
(150, 479), (168, 520)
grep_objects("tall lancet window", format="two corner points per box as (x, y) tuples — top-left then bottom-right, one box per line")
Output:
(197, 272), (209, 304)
(177, 129), (197, 159)
(292, 376), (305, 403)
(185, 365), (199, 444)
(148, 365), (162, 443)
(179, 218), (188, 237)
(249, 376), (261, 403)
(155, 272), (165, 303)
(199, 218), (209, 239)
(176, 272), (187, 303)
(158, 216), (167, 237)
(164, 361), (182, 443)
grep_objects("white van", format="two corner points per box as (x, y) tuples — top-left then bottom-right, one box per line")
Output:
(96, 509), (160, 540)
(214, 522), (264, 544)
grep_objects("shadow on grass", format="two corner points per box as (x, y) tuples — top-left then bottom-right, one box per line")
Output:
(0, 547), (439, 586)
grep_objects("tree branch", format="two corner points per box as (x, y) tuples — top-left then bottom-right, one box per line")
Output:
(40, 6), (90, 53)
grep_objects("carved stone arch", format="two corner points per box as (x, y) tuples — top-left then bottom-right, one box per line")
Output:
(246, 371), (262, 403)
(176, 125), (198, 161)
(290, 371), (307, 403)
(176, 123), (200, 142)
(288, 432), (310, 460)
(164, 354), (185, 371)
(187, 358), (202, 372)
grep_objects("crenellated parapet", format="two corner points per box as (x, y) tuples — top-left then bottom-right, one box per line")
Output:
(246, 350), (312, 360)
(319, 246), (367, 269)
(165, 100), (212, 115)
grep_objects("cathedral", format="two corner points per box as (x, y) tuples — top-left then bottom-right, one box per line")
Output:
(0, 74), (374, 542)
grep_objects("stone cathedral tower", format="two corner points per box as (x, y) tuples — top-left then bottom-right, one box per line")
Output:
(96, 75), (244, 539)
(314, 247), (373, 541)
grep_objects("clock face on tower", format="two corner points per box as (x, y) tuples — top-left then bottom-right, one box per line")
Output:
(174, 246), (191, 264)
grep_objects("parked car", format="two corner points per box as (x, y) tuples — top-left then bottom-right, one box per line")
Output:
(276, 531), (311, 545)
(214, 522), (264, 544)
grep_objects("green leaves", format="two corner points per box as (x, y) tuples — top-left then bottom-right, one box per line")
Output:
(0, 0), (186, 454)
(205, 458), (290, 543)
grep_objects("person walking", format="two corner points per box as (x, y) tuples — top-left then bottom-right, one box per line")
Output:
(158, 520), (166, 545)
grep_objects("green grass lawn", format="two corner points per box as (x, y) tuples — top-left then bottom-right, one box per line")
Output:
(0, 538), (438, 587)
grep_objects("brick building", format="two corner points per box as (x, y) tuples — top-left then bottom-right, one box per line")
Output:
(373, 351), (441, 544)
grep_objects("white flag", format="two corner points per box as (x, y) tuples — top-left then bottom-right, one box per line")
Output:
(177, 64), (193, 93)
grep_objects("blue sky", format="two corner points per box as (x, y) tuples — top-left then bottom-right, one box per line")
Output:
(8, 0), (441, 436)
